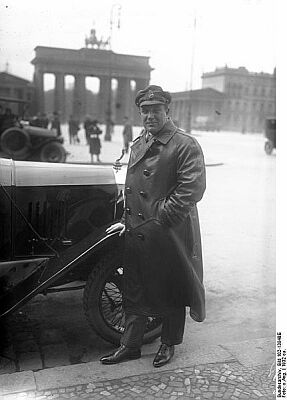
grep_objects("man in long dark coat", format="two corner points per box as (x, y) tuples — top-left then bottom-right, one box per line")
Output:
(101, 85), (206, 367)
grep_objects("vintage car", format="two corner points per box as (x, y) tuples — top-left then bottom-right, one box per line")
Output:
(0, 96), (67, 163)
(264, 117), (276, 155)
(0, 121), (67, 163)
(0, 158), (161, 345)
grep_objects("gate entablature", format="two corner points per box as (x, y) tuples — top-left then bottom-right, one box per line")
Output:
(31, 46), (152, 122)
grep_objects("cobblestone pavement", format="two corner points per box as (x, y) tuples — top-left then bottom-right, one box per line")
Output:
(0, 361), (275, 400)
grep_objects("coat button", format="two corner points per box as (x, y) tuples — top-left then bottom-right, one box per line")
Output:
(137, 233), (145, 240)
(126, 208), (131, 215)
(139, 191), (147, 198)
(143, 169), (150, 177)
(126, 187), (132, 194)
(138, 212), (145, 220)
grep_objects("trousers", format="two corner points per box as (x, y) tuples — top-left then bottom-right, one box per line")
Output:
(120, 307), (186, 349)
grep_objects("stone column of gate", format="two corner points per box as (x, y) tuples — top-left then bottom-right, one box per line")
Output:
(98, 76), (111, 123)
(73, 74), (86, 121)
(33, 68), (45, 113)
(133, 79), (149, 125)
(115, 78), (131, 124)
(54, 73), (65, 121)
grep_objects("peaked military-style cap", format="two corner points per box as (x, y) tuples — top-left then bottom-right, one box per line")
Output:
(135, 85), (172, 107)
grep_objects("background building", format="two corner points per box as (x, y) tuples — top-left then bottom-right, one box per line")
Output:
(0, 72), (35, 118)
(170, 88), (223, 131)
(1, 65), (276, 133)
(171, 66), (276, 133)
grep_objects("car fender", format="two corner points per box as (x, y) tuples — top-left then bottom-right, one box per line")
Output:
(0, 230), (123, 318)
(29, 136), (65, 152)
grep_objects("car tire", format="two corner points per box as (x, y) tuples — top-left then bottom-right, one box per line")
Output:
(1, 128), (31, 159)
(83, 254), (162, 346)
(39, 141), (66, 163)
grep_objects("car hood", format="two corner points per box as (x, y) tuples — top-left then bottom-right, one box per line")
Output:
(0, 158), (127, 188)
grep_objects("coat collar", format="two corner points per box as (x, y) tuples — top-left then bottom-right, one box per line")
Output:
(150, 118), (178, 144)
(128, 118), (177, 169)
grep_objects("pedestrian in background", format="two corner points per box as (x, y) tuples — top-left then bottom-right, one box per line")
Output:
(68, 115), (80, 144)
(84, 115), (92, 145)
(101, 85), (206, 368)
(50, 111), (61, 136)
(122, 116), (133, 153)
(88, 119), (102, 163)
(109, 118), (115, 135)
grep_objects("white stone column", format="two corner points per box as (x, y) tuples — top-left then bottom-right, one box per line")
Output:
(73, 74), (86, 121)
(54, 73), (65, 120)
(33, 68), (45, 113)
(98, 76), (111, 123)
(115, 78), (132, 124)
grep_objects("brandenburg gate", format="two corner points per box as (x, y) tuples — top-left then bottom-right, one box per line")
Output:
(31, 41), (152, 125)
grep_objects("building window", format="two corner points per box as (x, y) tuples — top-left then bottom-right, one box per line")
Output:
(15, 88), (24, 99)
(0, 87), (10, 96)
(226, 81), (231, 93)
(238, 84), (242, 97)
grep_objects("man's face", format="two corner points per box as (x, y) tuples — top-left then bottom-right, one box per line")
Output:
(139, 104), (168, 134)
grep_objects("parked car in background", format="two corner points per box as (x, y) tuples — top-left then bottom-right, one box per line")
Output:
(264, 117), (276, 155)
(0, 97), (67, 163)
(0, 158), (162, 345)
(0, 120), (67, 163)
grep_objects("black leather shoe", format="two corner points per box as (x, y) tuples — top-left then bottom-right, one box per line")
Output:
(100, 345), (141, 365)
(153, 344), (174, 368)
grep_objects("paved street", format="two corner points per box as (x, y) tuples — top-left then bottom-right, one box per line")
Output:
(0, 126), (276, 398)
(0, 354), (276, 399)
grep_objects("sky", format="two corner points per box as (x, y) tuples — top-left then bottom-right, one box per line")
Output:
(0, 0), (277, 93)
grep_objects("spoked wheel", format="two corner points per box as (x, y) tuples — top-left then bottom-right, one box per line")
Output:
(83, 255), (162, 345)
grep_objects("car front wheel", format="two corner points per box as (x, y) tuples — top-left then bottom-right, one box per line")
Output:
(83, 255), (162, 346)
(39, 141), (66, 163)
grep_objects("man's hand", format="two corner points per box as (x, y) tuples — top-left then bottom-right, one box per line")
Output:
(106, 222), (126, 237)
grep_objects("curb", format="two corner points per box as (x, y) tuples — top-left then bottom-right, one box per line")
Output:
(0, 337), (274, 396)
